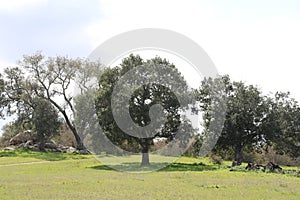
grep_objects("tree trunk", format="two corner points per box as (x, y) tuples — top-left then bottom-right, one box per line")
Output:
(71, 127), (85, 150)
(142, 152), (150, 166)
(233, 145), (243, 166)
(61, 109), (86, 151)
(38, 133), (45, 151)
(141, 139), (150, 166)
(47, 99), (87, 151)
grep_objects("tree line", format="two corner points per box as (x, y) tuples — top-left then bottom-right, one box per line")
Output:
(197, 75), (300, 165)
(0, 53), (299, 166)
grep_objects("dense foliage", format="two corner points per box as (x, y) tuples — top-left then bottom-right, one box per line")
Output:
(1, 53), (300, 166)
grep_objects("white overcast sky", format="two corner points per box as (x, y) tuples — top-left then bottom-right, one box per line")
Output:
(0, 0), (300, 129)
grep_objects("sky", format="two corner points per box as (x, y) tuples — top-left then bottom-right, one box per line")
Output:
(0, 0), (300, 130)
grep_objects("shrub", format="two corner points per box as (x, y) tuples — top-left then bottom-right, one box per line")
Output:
(52, 125), (76, 147)
(209, 154), (223, 165)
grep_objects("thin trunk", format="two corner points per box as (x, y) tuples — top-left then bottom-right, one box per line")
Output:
(72, 127), (85, 150)
(44, 97), (86, 151)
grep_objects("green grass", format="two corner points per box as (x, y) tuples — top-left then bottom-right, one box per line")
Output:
(0, 149), (89, 164)
(0, 150), (300, 199)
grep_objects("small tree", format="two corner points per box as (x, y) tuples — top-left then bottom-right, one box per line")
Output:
(32, 98), (61, 151)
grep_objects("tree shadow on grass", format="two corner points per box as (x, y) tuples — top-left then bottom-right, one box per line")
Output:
(0, 151), (17, 157)
(159, 162), (219, 172)
(89, 162), (219, 172)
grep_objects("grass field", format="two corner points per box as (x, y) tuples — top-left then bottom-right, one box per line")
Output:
(1, 150), (300, 200)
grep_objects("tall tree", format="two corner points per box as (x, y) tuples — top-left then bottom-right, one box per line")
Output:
(198, 76), (269, 164)
(0, 73), (6, 118)
(3, 53), (101, 150)
(195, 75), (230, 156)
(2, 67), (36, 131)
(265, 92), (300, 158)
(95, 54), (193, 165)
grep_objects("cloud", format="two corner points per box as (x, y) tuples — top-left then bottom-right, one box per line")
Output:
(86, 0), (214, 47)
(0, 0), (48, 12)
(0, 0), (101, 63)
(86, 0), (300, 100)
(0, 0), (299, 99)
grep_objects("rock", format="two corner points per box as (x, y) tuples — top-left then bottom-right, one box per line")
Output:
(66, 147), (77, 153)
(56, 145), (70, 153)
(3, 146), (15, 151)
(79, 149), (90, 154)
(45, 142), (57, 149)
(29, 146), (40, 151)
(266, 161), (283, 173)
(245, 162), (266, 171)
(231, 160), (241, 167)
(9, 130), (36, 145)
(17, 143), (25, 149)
(24, 140), (33, 149)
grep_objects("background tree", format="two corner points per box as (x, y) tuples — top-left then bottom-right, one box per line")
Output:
(74, 89), (106, 153)
(95, 54), (193, 165)
(32, 98), (61, 151)
(3, 67), (38, 128)
(265, 92), (300, 158)
(19, 53), (85, 149)
(198, 76), (269, 165)
(0, 122), (21, 147)
(0, 73), (6, 117)
(73, 63), (105, 153)
(2, 53), (102, 150)
(195, 75), (230, 157)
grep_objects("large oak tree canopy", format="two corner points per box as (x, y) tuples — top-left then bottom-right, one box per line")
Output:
(197, 76), (300, 164)
(94, 54), (195, 165)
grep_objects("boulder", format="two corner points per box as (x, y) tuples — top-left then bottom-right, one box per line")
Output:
(79, 149), (90, 154)
(28, 146), (40, 152)
(66, 146), (77, 153)
(3, 146), (15, 151)
(9, 130), (35, 145)
(231, 160), (241, 167)
(45, 142), (58, 149)
(266, 162), (283, 173)
(56, 145), (69, 153)
(245, 162), (266, 171)
(24, 140), (34, 149)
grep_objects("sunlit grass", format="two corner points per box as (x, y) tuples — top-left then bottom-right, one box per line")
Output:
(0, 150), (300, 199)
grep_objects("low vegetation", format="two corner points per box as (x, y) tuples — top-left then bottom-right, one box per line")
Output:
(0, 150), (300, 199)
(1, 53), (300, 167)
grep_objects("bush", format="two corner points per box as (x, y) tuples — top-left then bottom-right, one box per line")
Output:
(256, 147), (297, 166)
(243, 151), (256, 163)
(52, 125), (76, 147)
(183, 135), (203, 157)
(209, 154), (223, 165)
(0, 123), (20, 148)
